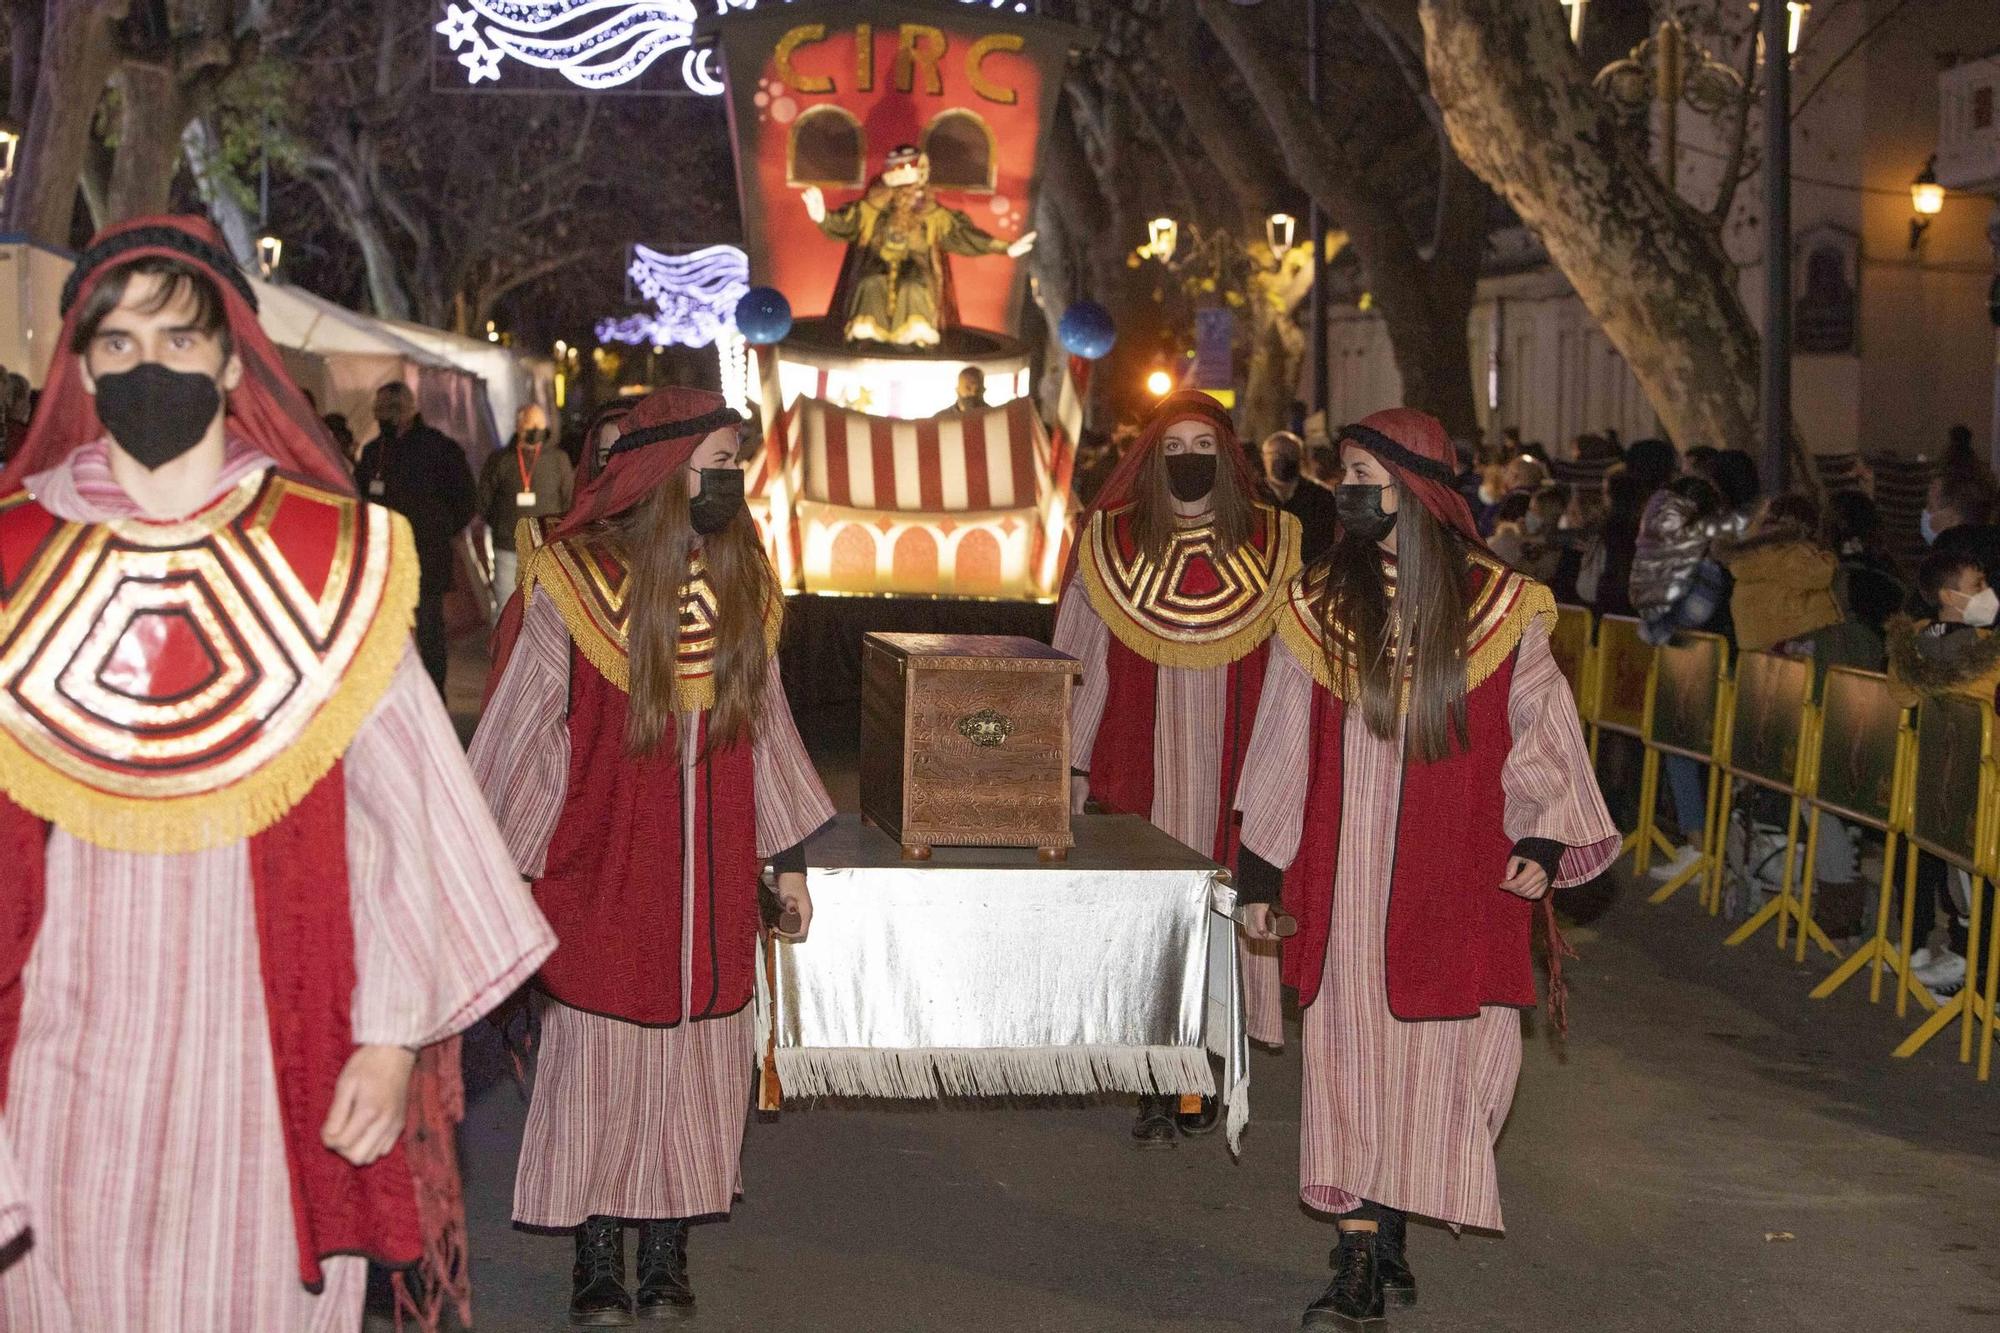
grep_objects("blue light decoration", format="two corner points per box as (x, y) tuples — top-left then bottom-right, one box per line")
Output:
(438, 0), (1028, 94)
(733, 287), (794, 346)
(595, 243), (750, 347)
(1058, 301), (1117, 360)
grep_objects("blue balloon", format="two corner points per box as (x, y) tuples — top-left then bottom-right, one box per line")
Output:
(734, 287), (794, 346)
(1058, 301), (1117, 360)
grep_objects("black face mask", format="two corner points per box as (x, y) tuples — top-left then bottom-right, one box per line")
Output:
(93, 363), (223, 471)
(1271, 457), (1301, 485)
(1165, 453), (1217, 502)
(522, 427), (548, 446)
(375, 415), (401, 440)
(1336, 484), (1397, 543)
(690, 468), (746, 535)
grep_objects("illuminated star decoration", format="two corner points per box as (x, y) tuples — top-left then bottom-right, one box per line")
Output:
(442, 0), (1029, 92)
(596, 243), (750, 348)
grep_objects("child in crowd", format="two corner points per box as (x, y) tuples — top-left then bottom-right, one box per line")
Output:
(1887, 549), (2000, 1000)
(1632, 472), (1734, 646)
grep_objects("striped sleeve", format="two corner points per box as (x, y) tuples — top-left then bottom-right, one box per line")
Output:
(1235, 633), (1316, 871)
(1504, 618), (1622, 887)
(1052, 576), (1110, 770)
(467, 589), (575, 878)
(347, 651), (557, 1047)
(751, 656), (836, 858)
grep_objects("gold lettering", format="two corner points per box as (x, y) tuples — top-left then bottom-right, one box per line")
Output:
(775, 24), (833, 95)
(856, 23), (874, 93)
(893, 24), (946, 96)
(966, 33), (1024, 106)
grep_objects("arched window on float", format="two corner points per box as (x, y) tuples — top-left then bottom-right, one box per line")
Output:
(920, 108), (996, 194)
(953, 528), (1003, 597)
(788, 105), (866, 189)
(891, 526), (940, 591)
(829, 522), (876, 589)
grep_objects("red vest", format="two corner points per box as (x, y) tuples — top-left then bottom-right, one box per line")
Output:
(533, 647), (763, 1027)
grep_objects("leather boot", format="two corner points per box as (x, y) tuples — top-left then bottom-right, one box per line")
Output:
(570, 1215), (635, 1327)
(1131, 1095), (1177, 1149)
(1302, 1229), (1385, 1331)
(635, 1218), (695, 1321)
(1376, 1208), (1416, 1307)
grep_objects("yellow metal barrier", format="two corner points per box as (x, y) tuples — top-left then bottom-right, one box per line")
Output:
(1550, 604), (1596, 717)
(1806, 669), (1919, 1000)
(1639, 632), (1731, 908)
(1890, 692), (1996, 1069)
(1591, 616), (1659, 865)
(1720, 652), (1838, 959)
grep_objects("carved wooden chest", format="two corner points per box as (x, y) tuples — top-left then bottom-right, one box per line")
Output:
(860, 633), (1078, 859)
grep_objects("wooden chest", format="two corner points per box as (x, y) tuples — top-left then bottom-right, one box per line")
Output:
(860, 633), (1078, 859)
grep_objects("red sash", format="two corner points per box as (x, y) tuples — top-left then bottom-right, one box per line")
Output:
(532, 649), (762, 1026)
(1088, 637), (1269, 867)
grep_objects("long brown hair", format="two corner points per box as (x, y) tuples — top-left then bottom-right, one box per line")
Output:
(596, 472), (780, 757)
(1320, 484), (1473, 763)
(1129, 442), (1257, 565)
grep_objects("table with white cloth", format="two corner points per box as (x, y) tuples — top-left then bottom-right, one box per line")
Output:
(756, 812), (1250, 1148)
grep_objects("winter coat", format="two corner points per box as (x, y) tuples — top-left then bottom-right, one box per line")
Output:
(1629, 490), (1741, 616)
(1886, 618), (2000, 709)
(1719, 532), (1842, 653)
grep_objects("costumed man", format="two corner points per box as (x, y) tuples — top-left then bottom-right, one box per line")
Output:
(0, 216), (556, 1330)
(1052, 390), (1303, 1145)
(1231, 409), (1617, 1331)
(802, 145), (1035, 348)
(472, 386), (834, 1326)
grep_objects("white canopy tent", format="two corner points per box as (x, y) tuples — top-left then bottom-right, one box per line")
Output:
(381, 319), (553, 448)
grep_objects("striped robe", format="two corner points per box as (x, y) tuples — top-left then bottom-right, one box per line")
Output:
(471, 591), (832, 1226)
(0, 444), (557, 1330)
(1053, 582), (1285, 1048)
(1236, 620), (1617, 1230)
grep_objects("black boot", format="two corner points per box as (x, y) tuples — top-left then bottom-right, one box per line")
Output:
(1131, 1095), (1177, 1149)
(570, 1215), (634, 1327)
(1376, 1208), (1416, 1308)
(635, 1219), (695, 1322)
(1302, 1229), (1385, 1331)
(1176, 1094), (1221, 1137)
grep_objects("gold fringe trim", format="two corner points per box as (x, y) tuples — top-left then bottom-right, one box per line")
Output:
(1077, 509), (1303, 671)
(1282, 564), (1557, 708)
(0, 514), (421, 854)
(514, 516), (548, 599)
(530, 539), (784, 711)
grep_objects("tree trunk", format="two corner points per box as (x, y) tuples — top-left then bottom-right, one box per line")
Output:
(182, 116), (258, 263)
(1242, 247), (1314, 442)
(1417, 0), (1764, 453)
(7, 0), (128, 245)
(106, 62), (194, 222)
(9, 0), (45, 123)
(1197, 0), (1484, 439)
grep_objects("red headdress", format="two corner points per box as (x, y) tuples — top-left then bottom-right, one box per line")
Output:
(0, 214), (352, 495)
(1335, 407), (1485, 549)
(1063, 389), (1254, 582)
(486, 386), (741, 696)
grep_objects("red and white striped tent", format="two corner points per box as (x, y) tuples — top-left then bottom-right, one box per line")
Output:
(748, 387), (1079, 599)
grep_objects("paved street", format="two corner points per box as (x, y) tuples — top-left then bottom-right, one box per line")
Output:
(408, 661), (2000, 1333)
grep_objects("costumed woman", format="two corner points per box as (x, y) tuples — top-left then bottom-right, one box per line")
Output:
(1232, 409), (1617, 1331)
(0, 215), (555, 1330)
(471, 387), (834, 1326)
(1051, 389), (1303, 1145)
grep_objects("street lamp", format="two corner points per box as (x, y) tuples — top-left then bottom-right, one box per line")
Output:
(1910, 156), (1945, 250)
(255, 233), (283, 280)
(1146, 216), (1179, 264)
(1145, 367), (1174, 398)
(1593, 19), (1743, 192)
(1560, 0), (1588, 44)
(1265, 212), (1297, 262)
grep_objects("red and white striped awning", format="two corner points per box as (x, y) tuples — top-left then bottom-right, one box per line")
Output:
(790, 398), (1049, 514)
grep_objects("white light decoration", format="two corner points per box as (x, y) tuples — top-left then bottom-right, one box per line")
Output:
(717, 325), (751, 416)
(595, 242), (750, 348)
(439, 0), (1028, 94)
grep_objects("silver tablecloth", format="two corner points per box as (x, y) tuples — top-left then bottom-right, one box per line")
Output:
(757, 813), (1249, 1148)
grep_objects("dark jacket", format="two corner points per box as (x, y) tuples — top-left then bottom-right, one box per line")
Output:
(1277, 479), (1340, 565)
(477, 435), (575, 551)
(355, 416), (476, 601)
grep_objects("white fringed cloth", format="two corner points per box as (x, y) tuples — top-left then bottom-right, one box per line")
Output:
(756, 813), (1251, 1150)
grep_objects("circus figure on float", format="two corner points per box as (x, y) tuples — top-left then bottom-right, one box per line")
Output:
(801, 145), (1035, 348)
